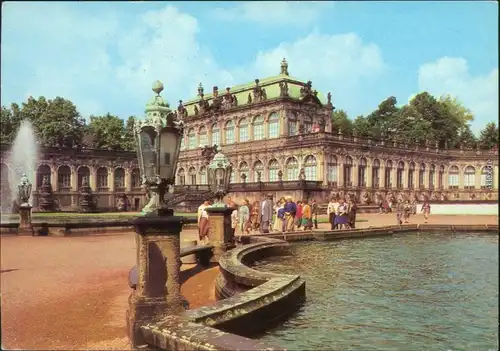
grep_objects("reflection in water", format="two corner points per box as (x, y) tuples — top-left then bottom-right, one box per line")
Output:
(255, 233), (499, 351)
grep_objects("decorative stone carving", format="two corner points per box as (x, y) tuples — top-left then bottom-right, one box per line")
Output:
(277, 170), (283, 181)
(279, 81), (289, 97)
(78, 176), (96, 213)
(300, 81), (313, 98)
(252, 79), (266, 103)
(247, 93), (252, 104)
(280, 58), (289, 76)
(38, 175), (55, 212)
(298, 168), (306, 181)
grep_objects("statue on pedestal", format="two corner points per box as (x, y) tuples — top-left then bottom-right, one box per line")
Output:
(17, 173), (34, 236)
(38, 176), (55, 212)
(78, 176), (96, 213)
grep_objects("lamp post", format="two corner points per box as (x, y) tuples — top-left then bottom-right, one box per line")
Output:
(17, 173), (34, 236)
(134, 80), (184, 216)
(207, 147), (232, 207)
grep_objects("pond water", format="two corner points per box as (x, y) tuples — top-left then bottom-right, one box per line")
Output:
(255, 232), (499, 351)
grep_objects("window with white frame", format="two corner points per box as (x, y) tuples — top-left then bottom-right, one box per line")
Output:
(96, 167), (108, 188)
(372, 159), (380, 187)
(211, 124), (220, 146)
(253, 116), (264, 140)
(463, 166), (475, 188)
(304, 118), (313, 134)
(239, 162), (249, 181)
(328, 155), (338, 182)
(199, 166), (207, 184)
(268, 113), (279, 138)
(199, 126), (207, 147)
(448, 165), (459, 188)
(481, 166), (490, 188)
(187, 128), (196, 149)
(177, 168), (186, 185)
(286, 157), (299, 181)
(304, 155), (317, 180)
(188, 167), (197, 185)
(288, 112), (298, 136)
(225, 121), (234, 144)
(429, 164), (436, 188)
(239, 118), (249, 142)
(268, 159), (279, 181)
(253, 161), (264, 181)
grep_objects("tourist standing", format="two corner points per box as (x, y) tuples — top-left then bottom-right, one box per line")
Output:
(302, 199), (313, 230)
(260, 195), (274, 234)
(272, 199), (284, 232)
(283, 196), (297, 232)
(335, 199), (349, 229)
(277, 200), (286, 232)
(250, 201), (261, 233)
(239, 199), (251, 234)
(347, 199), (357, 229)
(295, 201), (303, 229)
(421, 201), (431, 223)
(311, 198), (319, 229)
(229, 202), (239, 237)
(327, 198), (336, 230)
(198, 200), (211, 244)
(395, 199), (404, 225)
(403, 200), (412, 223)
(333, 198), (340, 229)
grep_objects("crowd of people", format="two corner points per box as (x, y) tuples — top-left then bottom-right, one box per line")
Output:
(196, 195), (433, 239)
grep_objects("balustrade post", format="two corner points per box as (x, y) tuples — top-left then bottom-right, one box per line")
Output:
(206, 207), (236, 263)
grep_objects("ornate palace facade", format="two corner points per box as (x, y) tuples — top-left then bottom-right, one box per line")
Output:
(0, 58), (498, 212)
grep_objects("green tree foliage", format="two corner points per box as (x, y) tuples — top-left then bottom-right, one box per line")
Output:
(352, 115), (371, 138)
(123, 116), (137, 151)
(478, 122), (499, 150)
(87, 113), (128, 150)
(331, 109), (353, 135)
(455, 125), (477, 149)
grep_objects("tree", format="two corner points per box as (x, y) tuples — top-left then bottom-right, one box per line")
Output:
(364, 96), (400, 140)
(87, 113), (128, 150)
(392, 105), (434, 144)
(455, 125), (477, 149)
(331, 109), (353, 135)
(0, 107), (15, 144)
(352, 115), (371, 138)
(478, 122), (499, 150)
(122, 116), (136, 151)
(438, 94), (474, 126)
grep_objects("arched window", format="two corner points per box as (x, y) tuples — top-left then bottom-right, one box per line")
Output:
(225, 120), (235, 144)
(58, 165), (71, 191)
(344, 156), (353, 187)
(286, 157), (299, 180)
(77, 166), (90, 189)
(429, 164), (436, 189)
(358, 157), (367, 187)
(96, 167), (108, 190)
(268, 113), (280, 139)
(268, 159), (279, 182)
(211, 123), (221, 146)
(407, 162), (415, 189)
(253, 160), (264, 181)
(397, 161), (405, 189)
(480, 166), (493, 189)
(372, 159), (380, 188)
(464, 166), (475, 189)
(177, 168), (186, 186)
(384, 160), (393, 188)
(114, 167), (125, 191)
(131, 168), (141, 188)
(304, 155), (317, 181)
(199, 166), (207, 185)
(199, 126), (208, 147)
(239, 118), (249, 142)
(239, 161), (249, 182)
(288, 112), (298, 136)
(187, 128), (196, 149)
(253, 115), (264, 141)
(327, 155), (338, 184)
(438, 165), (445, 189)
(419, 163), (426, 189)
(448, 165), (459, 189)
(36, 165), (51, 188)
(188, 167), (197, 185)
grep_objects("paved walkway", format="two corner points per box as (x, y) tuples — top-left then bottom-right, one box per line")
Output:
(1, 214), (497, 349)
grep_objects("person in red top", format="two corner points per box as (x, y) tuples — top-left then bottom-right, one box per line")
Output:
(295, 201), (303, 229)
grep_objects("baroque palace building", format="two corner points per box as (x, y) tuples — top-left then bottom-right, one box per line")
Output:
(0, 58), (498, 212)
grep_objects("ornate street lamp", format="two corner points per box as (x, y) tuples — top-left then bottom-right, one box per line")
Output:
(134, 81), (184, 216)
(207, 147), (232, 207)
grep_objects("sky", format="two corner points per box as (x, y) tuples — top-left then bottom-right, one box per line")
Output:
(1, 1), (498, 134)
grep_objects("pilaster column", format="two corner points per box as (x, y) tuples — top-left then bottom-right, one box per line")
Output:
(89, 167), (96, 191)
(459, 167), (464, 189)
(108, 168), (115, 192)
(423, 165), (430, 189)
(415, 165), (420, 189)
(249, 123), (254, 140)
(380, 165), (386, 188)
(279, 110), (287, 137)
(391, 167), (397, 189)
(127, 216), (185, 348)
(70, 166), (77, 191)
(338, 161), (345, 187)
(321, 153), (328, 186)
(352, 163), (359, 188)
(51, 166), (58, 192)
(125, 168), (132, 192)
(208, 128), (213, 145)
(264, 118), (269, 139)
(206, 207), (235, 263)
(366, 164), (373, 188)
(443, 170), (449, 189)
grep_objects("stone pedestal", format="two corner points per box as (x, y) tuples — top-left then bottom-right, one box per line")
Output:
(18, 205), (34, 236)
(127, 215), (185, 349)
(206, 207), (236, 263)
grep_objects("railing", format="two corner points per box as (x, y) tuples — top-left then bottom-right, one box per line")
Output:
(464, 186), (475, 190)
(448, 186), (459, 190)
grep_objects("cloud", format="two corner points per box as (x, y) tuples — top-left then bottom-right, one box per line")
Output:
(1, 2), (383, 121)
(210, 2), (333, 27)
(417, 57), (498, 133)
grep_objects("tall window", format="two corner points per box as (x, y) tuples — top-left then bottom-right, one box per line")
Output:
(448, 165), (459, 189)
(344, 156), (353, 187)
(180, 135), (186, 151)
(199, 166), (207, 184)
(438, 165), (445, 189)
(58, 165), (71, 190)
(358, 157), (367, 187)
(429, 164), (436, 189)
(253, 160), (264, 181)
(225, 120), (235, 144)
(268, 113), (279, 138)
(177, 168), (186, 185)
(239, 162), (249, 182)
(372, 159), (380, 188)
(188, 167), (197, 185)
(96, 167), (108, 189)
(397, 161), (405, 189)
(327, 155), (338, 184)
(253, 116), (264, 140)
(288, 112), (298, 136)
(131, 168), (141, 188)
(419, 163), (426, 189)
(464, 166), (475, 189)
(385, 160), (393, 188)
(199, 126), (208, 147)
(481, 166), (492, 189)
(268, 159), (279, 181)
(114, 168), (125, 190)
(238, 118), (249, 142)
(188, 128), (196, 149)
(304, 155), (317, 180)
(408, 162), (415, 189)
(211, 123), (220, 146)
(36, 165), (51, 188)
(304, 117), (313, 134)
(286, 157), (299, 181)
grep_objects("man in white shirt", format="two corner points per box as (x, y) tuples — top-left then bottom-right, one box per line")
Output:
(260, 194), (274, 234)
(326, 198), (336, 231)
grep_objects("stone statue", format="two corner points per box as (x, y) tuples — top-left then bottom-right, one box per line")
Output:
(279, 81), (289, 97)
(298, 168), (306, 181)
(18, 173), (32, 206)
(257, 171), (262, 182)
(280, 58), (289, 75)
(361, 192), (370, 205)
(241, 173), (247, 183)
(327, 92), (332, 105)
(247, 93), (252, 104)
(194, 105), (199, 116)
(277, 170), (283, 181)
